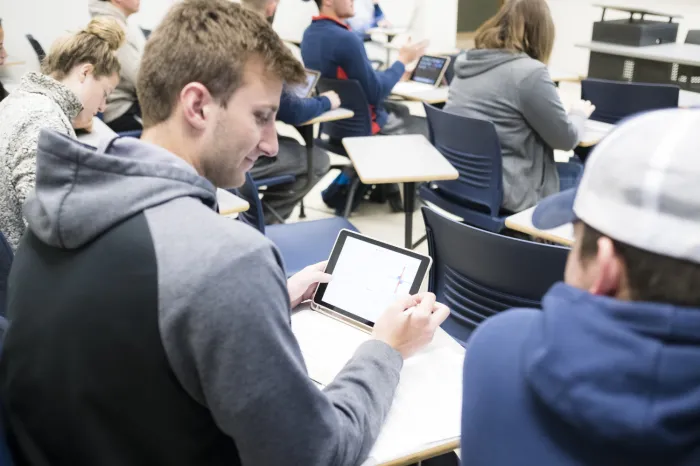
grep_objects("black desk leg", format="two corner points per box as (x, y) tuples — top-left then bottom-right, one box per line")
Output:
(404, 182), (416, 249)
(298, 125), (315, 219)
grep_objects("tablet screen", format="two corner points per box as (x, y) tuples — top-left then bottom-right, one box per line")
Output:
(290, 70), (320, 98)
(411, 56), (449, 85)
(313, 231), (432, 327)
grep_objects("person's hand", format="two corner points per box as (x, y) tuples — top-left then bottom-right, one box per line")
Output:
(320, 91), (341, 110)
(570, 100), (596, 118)
(372, 292), (450, 359)
(287, 261), (332, 308)
(397, 39), (429, 66)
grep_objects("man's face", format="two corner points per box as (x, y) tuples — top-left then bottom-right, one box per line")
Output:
(116, 0), (141, 15)
(330, 0), (355, 19)
(265, 0), (280, 20)
(200, 58), (281, 189)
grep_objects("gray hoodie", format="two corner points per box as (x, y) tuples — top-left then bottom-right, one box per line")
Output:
(7, 130), (403, 465)
(444, 49), (586, 212)
(88, 0), (147, 122)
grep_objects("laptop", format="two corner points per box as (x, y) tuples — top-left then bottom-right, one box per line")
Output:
(392, 55), (451, 95)
(289, 69), (321, 99)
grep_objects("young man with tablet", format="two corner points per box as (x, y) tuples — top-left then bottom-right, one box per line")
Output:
(242, 0), (343, 222)
(461, 109), (700, 465)
(0, 2), (450, 465)
(303, 0), (429, 136)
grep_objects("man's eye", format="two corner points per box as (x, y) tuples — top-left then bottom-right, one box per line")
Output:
(256, 113), (271, 125)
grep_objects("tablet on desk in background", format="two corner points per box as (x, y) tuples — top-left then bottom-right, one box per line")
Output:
(393, 55), (451, 96)
(289, 69), (321, 99)
(312, 230), (432, 331)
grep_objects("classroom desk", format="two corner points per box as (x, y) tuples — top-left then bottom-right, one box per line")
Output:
(505, 205), (574, 246)
(342, 135), (459, 249)
(76, 118), (249, 215)
(580, 119), (616, 148)
(295, 108), (354, 217)
(292, 306), (464, 466)
(680, 89), (700, 108)
(2, 61), (26, 67)
(217, 189), (250, 215)
(391, 68), (581, 104)
(576, 41), (700, 67)
(367, 27), (407, 65)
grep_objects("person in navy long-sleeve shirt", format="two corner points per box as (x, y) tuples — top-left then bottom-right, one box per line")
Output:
(303, 0), (427, 134)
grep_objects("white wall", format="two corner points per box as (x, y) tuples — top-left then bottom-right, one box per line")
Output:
(547, 0), (700, 75)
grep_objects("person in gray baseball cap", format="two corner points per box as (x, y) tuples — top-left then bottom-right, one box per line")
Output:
(459, 108), (700, 466)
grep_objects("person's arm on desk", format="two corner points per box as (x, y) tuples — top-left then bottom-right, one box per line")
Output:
(276, 90), (341, 126)
(161, 244), (448, 466)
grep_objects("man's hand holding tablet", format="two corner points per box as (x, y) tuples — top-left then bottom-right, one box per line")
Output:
(372, 293), (450, 359)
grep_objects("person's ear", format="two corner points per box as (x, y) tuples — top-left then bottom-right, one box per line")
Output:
(589, 236), (623, 297)
(179, 82), (214, 131)
(78, 63), (95, 83)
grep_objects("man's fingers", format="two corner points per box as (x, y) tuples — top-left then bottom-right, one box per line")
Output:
(307, 261), (328, 272)
(429, 303), (450, 328)
(389, 294), (417, 314)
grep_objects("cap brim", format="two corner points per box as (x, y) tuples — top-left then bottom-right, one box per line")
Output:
(532, 188), (577, 230)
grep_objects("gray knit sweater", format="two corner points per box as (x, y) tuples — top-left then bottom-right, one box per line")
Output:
(0, 72), (82, 250)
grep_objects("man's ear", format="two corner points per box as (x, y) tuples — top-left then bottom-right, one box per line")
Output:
(179, 83), (213, 131)
(589, 236), (624, 297)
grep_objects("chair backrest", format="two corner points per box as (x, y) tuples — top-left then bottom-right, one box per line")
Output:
(233, 173), (266, 234)
(423, 104), (503, 216)
(0, 315), (12, 466)
(0, 232), (13, 318)
(581, 78), (679, 124)
(25, 35), (46, 63)
(315, 78), (373, 140)
(444, 52), (461, 85)
(686, 30), (700, 45)
(422, 206), (568, 342)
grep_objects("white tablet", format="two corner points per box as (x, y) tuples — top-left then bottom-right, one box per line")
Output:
(312, 230), (432, 329)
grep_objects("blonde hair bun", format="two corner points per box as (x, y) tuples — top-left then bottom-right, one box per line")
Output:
(84, 17), (125, 51)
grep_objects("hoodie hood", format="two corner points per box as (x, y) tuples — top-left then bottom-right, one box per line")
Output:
(524, 283), (700, 450)
(454, 49), (530, 79)
(24, 130), (217, 249)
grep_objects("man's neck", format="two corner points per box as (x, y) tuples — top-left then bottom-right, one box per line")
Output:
(319, 9), (342, 22)
(111, 1), (132, 18)
(141, 124), (203, 175)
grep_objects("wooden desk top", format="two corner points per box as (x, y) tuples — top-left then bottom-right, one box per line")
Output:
(300, 108), (354, 126)
(2, 61), (26, 67)
(580, 119), (616, 148)
(367, 27), (407, 37)
(217, 189), (250, 215)
(576, 42), (700, 67)
(549, 68), (582, 83)
(505, 206), (574, 246)
(342, 135), (459, 184)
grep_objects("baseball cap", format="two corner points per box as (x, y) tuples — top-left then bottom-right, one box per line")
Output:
(532, 108), (700, 263)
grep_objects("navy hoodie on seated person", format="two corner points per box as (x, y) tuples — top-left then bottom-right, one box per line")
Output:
(301, 16), (405, 134)
(462, 283), (700, 466)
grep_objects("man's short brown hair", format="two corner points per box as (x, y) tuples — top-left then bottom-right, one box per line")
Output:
(580, 223), (700, 307)
(137, 0), (305, 128)
(240, 0), (270, 14)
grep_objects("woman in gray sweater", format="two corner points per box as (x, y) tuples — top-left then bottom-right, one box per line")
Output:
(0, 18), (123, 250)
(444, 0), (595, 213)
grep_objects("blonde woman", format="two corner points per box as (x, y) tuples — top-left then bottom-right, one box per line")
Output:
(0, 18), (124, 250)
(445, 0), (595, 213)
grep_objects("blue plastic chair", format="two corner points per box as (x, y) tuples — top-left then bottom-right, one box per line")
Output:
(420, 104), (508, 233)
(422, 207), (568, 345)
(252, 174), (297, 224)
(234, 173), (359, 276)
(0, 315), (12, 466)
(581, 78), (679, 124)
(0, 232), (13, 318)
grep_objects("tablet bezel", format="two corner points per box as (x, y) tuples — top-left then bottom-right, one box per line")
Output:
(292, 69), (321, 99)
(312, 230), (433, 328)
(410, 55), (451, 87)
